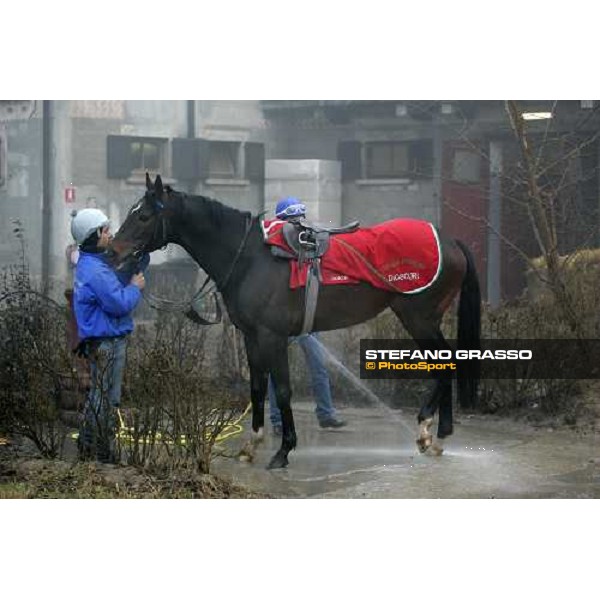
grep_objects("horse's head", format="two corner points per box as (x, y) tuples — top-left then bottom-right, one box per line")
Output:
(110, 173), (179, 270)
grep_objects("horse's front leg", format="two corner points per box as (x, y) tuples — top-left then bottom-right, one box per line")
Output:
(267, 345), (296, 470)
(238, 335), (268, 463)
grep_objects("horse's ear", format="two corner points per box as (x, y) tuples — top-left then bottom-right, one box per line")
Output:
(145, 172), (153, 191)
(155, 174), (164, 196)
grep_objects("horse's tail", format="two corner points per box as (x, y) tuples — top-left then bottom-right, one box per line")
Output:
(455, 239), (481, 409)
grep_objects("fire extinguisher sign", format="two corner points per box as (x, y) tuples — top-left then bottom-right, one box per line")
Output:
(65, 186), (76, 203)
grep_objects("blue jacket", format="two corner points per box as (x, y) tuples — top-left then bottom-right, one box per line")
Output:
(73, 251), (144, 340)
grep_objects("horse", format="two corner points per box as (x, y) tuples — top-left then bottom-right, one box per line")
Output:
(110, 173), (481, 469)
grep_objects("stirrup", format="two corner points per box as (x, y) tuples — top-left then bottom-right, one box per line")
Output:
(298, 231), (316, 249)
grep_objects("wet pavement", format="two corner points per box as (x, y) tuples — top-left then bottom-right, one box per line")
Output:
(212, 401), (599, 498)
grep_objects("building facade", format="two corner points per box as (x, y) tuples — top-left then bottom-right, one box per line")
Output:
(1, 100), (598, 302)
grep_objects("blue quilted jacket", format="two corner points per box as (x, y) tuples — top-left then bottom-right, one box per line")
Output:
(73, 251), (146, 340)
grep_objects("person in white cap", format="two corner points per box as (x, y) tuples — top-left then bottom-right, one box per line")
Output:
(70, 208), (147, 462)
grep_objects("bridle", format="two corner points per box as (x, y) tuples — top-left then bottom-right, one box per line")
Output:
(130, 192), (170, 259)
(128, 189), (258, 323)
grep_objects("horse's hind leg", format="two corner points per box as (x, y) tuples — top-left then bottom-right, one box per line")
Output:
(415, 349), (452, 455)
(390, 303), (453, 455)
(418, 331), (454, 454)
(417, 366), (451, 454)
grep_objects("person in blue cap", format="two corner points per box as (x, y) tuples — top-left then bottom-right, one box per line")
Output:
(70, 208), (149, 462)
(269, 197), (347, 435)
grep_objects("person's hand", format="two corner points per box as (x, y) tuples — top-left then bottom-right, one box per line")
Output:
(131, 272), (145, 291)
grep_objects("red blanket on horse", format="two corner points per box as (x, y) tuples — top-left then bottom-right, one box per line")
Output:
(262, 218), (442, 294)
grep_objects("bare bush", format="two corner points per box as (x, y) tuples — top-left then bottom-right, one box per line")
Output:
(0, 223), (75, 457)
(122, 313), (247, 474)
(311, 273), (595, 418)
(477, 300), (578, 415)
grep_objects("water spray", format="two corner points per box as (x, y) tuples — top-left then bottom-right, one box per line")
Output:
(312, 337), (415, 437)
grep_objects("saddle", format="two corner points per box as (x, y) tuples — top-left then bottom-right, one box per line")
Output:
(268, 217), (360, 335)
(275, 218), (360, 262)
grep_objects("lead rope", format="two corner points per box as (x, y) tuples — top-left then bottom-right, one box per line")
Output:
(143, 213), (255, 320)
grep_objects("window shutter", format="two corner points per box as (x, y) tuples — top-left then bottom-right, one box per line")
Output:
(410, 140), (433, 178)
(245, 142), (265, 181)
(173, 138), (198, 181)
(172, 138), (210, 180)
(338, 141), (362, 180)
(107, 135), (133, 179)
(196, 138), (210, 180)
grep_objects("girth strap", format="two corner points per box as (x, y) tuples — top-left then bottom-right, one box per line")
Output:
(300, 259), (321, 335)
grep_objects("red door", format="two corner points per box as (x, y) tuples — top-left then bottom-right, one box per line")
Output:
(440, 141), (488, 297)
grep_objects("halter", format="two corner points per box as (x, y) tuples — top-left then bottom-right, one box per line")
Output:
(135, 191), (256, 323)
(126, 195), (169, 263)
(147, 194), (170, 253)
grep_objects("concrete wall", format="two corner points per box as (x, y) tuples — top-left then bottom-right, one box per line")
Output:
(192, 101), (266, 222)
(67, 101), (189, 268)
(1, 101), (195, 287)
(0, 109), (43, 276)
(123, 101), (187, 137)
(264, 125), (344, 161)
(1, 100), (525, 296)
(343, 180), (438, 227)
(199, 180), (263, 214)
(196, 101), (265, 138)
(1, 101), (443, 293)
(1, 100), (443, 292)
(265, 159), (342, 226)
(261, 110), (441, 228)
(68, 101), (265, 267)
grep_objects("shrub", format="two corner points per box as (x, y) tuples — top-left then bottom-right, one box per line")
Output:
(0, 223), (74, 457)
(121, 312), (246, 474)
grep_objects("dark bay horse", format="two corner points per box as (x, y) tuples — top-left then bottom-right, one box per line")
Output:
(111, 174), (481, 469)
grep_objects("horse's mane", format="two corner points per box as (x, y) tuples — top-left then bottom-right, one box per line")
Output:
(179, 191), (252, 229)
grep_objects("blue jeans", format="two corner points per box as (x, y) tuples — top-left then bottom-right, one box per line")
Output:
(269, 333), (337, 427)
(79, 336), (127, 462)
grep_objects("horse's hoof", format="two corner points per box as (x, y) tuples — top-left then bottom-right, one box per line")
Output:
(416, 436), (433, 454)
(266, 453), (289, 470)
(251, 427), (264, 444)
(238, 443), (255, 463)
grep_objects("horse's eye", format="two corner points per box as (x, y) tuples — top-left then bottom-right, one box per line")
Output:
(139, 212), (151, 223)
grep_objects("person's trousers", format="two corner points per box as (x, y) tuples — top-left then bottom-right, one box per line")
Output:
(269, 333), (337, 427)
(79, 336), (127, 462)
